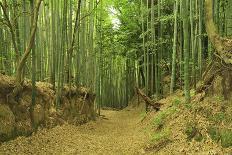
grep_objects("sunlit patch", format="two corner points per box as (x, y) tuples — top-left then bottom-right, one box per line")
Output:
(108, 6), (121, 30)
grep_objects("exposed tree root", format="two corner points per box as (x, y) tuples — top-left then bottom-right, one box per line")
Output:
(135, 87), (163, 111)
(196, 60), (222, 94)
(6, 82), (23, 106)
(193, 0), (232, 101)
(195, 56), (232, 102)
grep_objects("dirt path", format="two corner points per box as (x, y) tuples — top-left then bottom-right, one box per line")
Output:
(0, 108), (149, 155)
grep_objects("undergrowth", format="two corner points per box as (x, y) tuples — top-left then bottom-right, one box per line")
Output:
(150, 98), (182, 144)
(149, 93), (232, 149)
(140, 112), (147, 121)
(151, 128), (171, 142)
(152, 98), (181, 130)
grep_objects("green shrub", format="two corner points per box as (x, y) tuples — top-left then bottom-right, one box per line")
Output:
(194, 132), (203, 142)
(209, 112), (225, 123)
(190, 89), (196, 97)
(153, 107), (177, 129)
(221, 129), (232, 148)
(184, 103), (193, 109)
(172, 98), (181, 106)
(151, 129), (171, 142)
(140, 112), (147, 121)
(207, 126), (220, 142)
(185, 123), (197, 141)
(185, 123), (203, 142)
(214, 95), (224, 102)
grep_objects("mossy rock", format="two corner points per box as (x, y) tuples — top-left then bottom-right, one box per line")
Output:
(221, 129), (232, 148)
(0, 104), (15, 141)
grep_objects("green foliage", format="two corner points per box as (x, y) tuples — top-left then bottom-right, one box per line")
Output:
(207, 126), (221, 142)
(194, 133), (203, 142)
(207, 127), (232, 148)
(190, 89), (195, 97)
(159, 14), (174, 23)
(185, 123), (197, 140)
(140, 112), (147, 120)
(209, 112), (225, 123)
(213, 96), (225, 102)
(185, 123), (203, 142)
(153, 106), (177, 129)
(221, 129), (232, 148)
(184, 102), (193, 109)
(172, 98), (181, 106)
(151, 128), (171, 142)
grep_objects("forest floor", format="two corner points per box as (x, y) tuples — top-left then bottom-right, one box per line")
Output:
(0, 91), (232, 155)
(0, 108), (150, 155)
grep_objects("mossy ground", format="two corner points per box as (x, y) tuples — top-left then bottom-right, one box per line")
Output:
(143, 91), (232, 154)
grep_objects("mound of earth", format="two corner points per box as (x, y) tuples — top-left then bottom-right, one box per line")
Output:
(0, 74), (96, 142)
(142, 90), (232, 154)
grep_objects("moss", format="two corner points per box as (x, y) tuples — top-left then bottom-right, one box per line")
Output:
(140, 112), (147, 120)
(207, 127), (232, 148)
(213, 95), (224, 102)
(185, 122), (203, 142)
(184, 103), (193, 109)
(153, 106), (177, 129)
(194, 132), (203, 142)
(190, 89), (196, 97)
(185, 123), (197, 141)
(151, 129), (171, 142)
(221, 129), (232, 148)
(172, 98), (181, 106)
(209, 112), (225, 123)
(207, 126), (221, 142)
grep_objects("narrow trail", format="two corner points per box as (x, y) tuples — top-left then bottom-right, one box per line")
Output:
(0, 108), (150, 155)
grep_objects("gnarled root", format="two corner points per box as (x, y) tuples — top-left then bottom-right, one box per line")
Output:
(196, 57), (232, 101)
(196, 59), (222, 94)
(135, 87), (163, 111)
(7, 82), (23, 106)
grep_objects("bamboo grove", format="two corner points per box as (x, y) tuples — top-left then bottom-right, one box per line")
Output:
(0, 0), (232, 109)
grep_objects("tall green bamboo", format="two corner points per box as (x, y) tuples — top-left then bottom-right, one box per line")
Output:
(170, 0), (178, 94)
(182, 0), (190, 103)
(198, 0), (203, 79)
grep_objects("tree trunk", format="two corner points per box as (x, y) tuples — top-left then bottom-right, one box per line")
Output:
(7, 0), (42, 105)
(205, 0), (232, 65)
(182, 0), (191, 103)
(170, 0), (179, 94)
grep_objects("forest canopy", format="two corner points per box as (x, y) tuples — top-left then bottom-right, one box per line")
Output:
(0, 0), (232, 108)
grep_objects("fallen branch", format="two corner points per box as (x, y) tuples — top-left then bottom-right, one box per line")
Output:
(135, 87), (162, 111)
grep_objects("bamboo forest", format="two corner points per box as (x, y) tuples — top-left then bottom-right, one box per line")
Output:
(0, 0), (232, 154)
